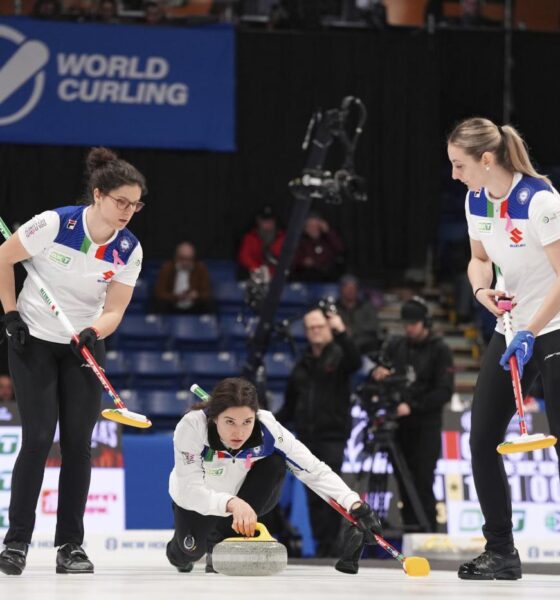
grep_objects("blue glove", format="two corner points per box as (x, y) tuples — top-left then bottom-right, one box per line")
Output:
(499, 330), (535, 378)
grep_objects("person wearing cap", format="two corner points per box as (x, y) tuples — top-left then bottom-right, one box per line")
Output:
(238, 206), (285, 279)
(370, 296), (454, 531)
(291, 212), (345, 282)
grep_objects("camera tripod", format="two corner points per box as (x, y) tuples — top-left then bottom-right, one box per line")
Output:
(359, 419), (431, 534)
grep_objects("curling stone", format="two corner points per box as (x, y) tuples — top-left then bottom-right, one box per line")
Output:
(212, 523), (287, 576)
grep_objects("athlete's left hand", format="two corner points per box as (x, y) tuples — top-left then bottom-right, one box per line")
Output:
(499, 330), (535, 378)
(70, 327), (99, 362)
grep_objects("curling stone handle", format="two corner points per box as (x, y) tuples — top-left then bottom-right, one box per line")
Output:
(223, 522), (276, 542)
(252, 522), (275, 541)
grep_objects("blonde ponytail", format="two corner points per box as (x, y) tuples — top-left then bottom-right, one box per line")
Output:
(448, 117), (550, 185)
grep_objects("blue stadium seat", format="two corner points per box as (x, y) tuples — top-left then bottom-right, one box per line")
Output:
(142, 389), (193, 418)
(113, 389), (144, 415)
(306, 282), (339, 303)
(182, 351), (240, 391)
(214, 281), (247, 315)
(264, 352), (295, 380)
(127, 279), (152, 314)
(141, 258), (164, 284)
(280, 283), (309, 307)
(206, 259), (237, 286)
(128, 351), (185, 389)
(116, 315), (170, 350)
(170, 314), (220, 351)
(287, 318), (306, 342)
(220, 315), (256, 352)
(103, 350), (131, 389)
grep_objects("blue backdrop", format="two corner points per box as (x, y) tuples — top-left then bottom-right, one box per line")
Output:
(0, 18), (235, 150)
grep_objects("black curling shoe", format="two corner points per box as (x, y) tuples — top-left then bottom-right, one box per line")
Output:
(458, 549), (522, 580)
(165, 541), (194, 573)
(56, 543), (94, 574)
(0, 542), (28, 576)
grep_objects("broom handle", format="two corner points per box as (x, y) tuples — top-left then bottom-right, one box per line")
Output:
(501, 307), (528, 436)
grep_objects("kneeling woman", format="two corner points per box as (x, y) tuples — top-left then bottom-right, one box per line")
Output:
(167, 377), (380, 573)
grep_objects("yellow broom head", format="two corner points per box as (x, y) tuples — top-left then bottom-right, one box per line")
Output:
(101, 408), (152, 429)
(497, 433), (557, 455)
(403, 556), (430, 577)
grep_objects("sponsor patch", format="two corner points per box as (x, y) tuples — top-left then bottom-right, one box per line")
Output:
(206, 466), (224, 476)
(510, 228), (523, 244)
(181, 452), (196, 465)
(48, 250), (72, 267)
(66, 218), (77, 230)
(476, 221), (493, 235)
(24, 218), (47, 237)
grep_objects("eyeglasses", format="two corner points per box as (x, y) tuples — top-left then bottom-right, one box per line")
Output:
(106, 194), (145, 213)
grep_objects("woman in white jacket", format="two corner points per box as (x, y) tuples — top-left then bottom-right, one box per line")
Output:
(167, 377), (381, 574)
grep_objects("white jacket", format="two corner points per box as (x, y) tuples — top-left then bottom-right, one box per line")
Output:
(169, 409), (360, 517)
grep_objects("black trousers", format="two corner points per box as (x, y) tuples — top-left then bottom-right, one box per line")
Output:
(471, 329), (560, 553)
(5, 335), (105, 546)
(395, 423), (441, 532)
(168, 453), (286, 565)
(300, 438), (346, 558)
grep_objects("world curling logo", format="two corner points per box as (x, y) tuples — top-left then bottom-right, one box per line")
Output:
(0, 25), (49, 126)
(0, 23), (189, 128)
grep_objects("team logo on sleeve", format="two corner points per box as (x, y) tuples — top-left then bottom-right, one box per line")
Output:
(119, 237), (131, 253)
(516, 188), (530, 205)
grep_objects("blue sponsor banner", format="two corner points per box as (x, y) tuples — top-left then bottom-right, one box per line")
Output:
(0, 17), (235, 150)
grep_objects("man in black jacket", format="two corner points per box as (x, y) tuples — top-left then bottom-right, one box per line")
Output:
(278, 306), (362, 557)
(371, 297), (454, 532)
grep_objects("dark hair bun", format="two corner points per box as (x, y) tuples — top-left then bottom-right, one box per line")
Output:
(86, 147), (118, 176)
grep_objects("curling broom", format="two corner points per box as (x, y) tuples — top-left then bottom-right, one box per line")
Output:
(496, 298), (556, 454)
(0, 216), (151, 429)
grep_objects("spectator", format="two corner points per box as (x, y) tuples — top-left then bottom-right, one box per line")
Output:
(93, 0), (120, 23)
(278, 306), (361, 557)
(0, 375), (15, 403)
(370, 297), (454, 532)
(153, 242), (214, 314)
(336, 275), (380, 354)
(144, 1), (167, 25)
(237, 205), (285, 280)
(291, 212), (345, 282)
(31, 0), (62, 18)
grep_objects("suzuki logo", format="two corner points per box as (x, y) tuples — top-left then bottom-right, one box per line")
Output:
(510, 228), (523, 244)
(0, 25), (49, 126)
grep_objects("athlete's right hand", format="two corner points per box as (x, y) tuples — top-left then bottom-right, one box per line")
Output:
(70, 327), (99, 362)
(226, 497), (257, 537)
(474, 289), (512, 317)
(2, 311), (29, 353)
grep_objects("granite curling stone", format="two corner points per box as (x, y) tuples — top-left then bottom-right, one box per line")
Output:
(212, 523), (288, 576)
